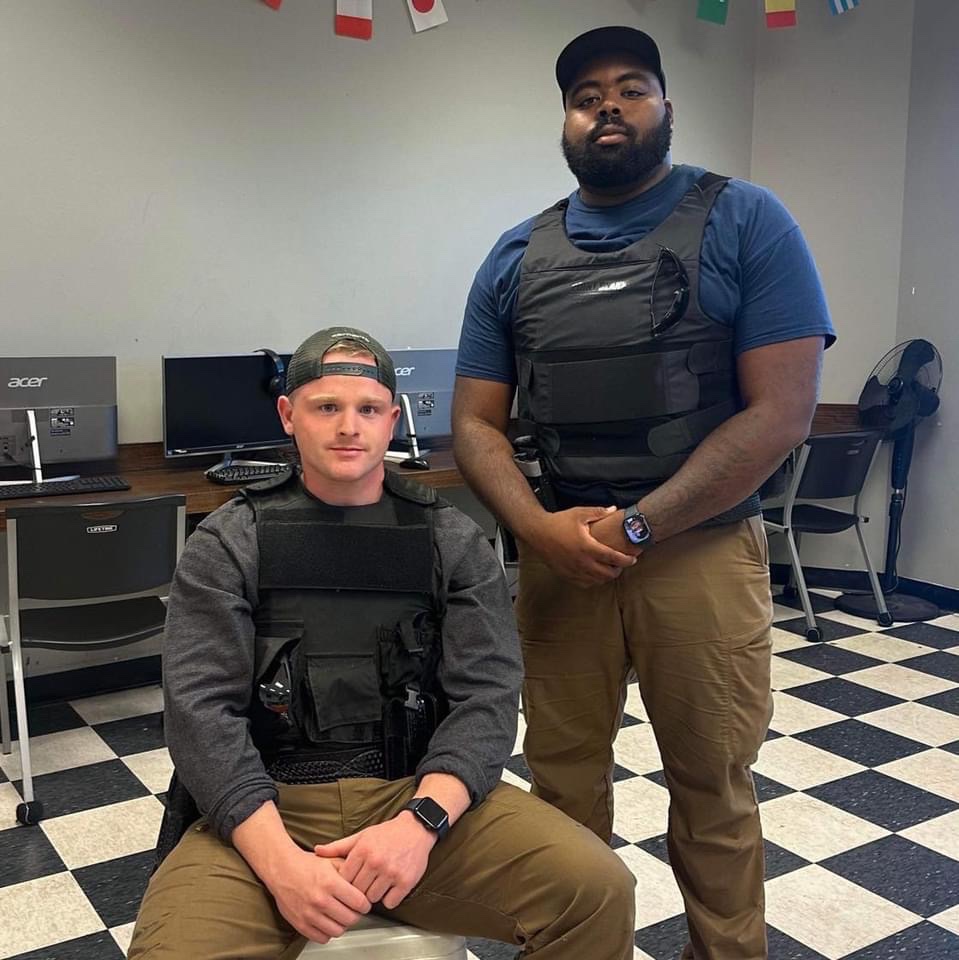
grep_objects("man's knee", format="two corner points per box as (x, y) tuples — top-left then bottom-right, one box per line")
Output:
(538, 834), (635, 925)
(577, 847), (636, 911)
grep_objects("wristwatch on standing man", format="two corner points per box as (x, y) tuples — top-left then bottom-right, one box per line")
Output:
(622, 504), (655, 547)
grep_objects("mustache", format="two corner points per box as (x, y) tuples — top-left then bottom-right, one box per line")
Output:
(590, 118), (635, 142)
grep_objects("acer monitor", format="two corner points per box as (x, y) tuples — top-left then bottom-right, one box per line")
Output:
(388, 348), (457, 451)
(0, 357), (118, 476)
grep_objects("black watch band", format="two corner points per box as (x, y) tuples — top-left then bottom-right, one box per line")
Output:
(403, 797), (450, 841)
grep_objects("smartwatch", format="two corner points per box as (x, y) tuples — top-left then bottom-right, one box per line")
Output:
(622, 504), (654, 547)
(403, 797), (450, 841)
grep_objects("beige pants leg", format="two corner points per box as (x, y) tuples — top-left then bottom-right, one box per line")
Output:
(128, 778), (635, 959)
(516, 557), (627, 840)
(517, 518), (773, 960)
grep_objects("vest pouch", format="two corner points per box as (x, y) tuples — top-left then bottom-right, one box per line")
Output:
(375, 614), (440, 701)
(291, 650), (382, 746)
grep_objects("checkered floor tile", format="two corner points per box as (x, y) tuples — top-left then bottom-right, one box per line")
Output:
(2, 590), (958, 959)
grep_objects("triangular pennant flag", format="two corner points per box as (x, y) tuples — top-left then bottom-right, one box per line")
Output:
(336, 0), (373, 40)
(765, 0), (797, 29)
(829, 0), (861, 14)
(697, 0), (728, 25)
(262, 0), (282, 8)
(407, 0), (448, 32)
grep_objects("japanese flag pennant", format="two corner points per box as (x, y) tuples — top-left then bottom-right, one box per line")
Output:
(336, 0), (373, 41)
(407, 0), (448, 32)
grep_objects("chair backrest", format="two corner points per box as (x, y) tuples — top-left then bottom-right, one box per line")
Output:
(7, 495), (186, 603)
(794, 431), (883, 501)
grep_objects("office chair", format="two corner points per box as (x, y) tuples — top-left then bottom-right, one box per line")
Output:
(0, 495), (186, 825)
(763, 431), (892, 641)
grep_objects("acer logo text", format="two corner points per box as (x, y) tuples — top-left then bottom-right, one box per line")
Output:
(394, 366), (416, 377)
(8, 377), (48, 388)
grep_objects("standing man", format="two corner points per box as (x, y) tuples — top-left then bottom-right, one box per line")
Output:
(129, 326), (635, 960)
(453, 26), (834, 960)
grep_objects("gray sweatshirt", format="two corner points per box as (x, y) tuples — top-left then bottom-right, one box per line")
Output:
(161, 491), (522, 840)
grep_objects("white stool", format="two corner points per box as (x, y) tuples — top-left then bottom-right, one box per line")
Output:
(299, 913), (467, 959)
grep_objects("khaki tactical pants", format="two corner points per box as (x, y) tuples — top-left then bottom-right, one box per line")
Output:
(517, 517), (774, 960)
(128, 778), (636, 959)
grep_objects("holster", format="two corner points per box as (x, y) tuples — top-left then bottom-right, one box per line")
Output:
(513, 436), (558, 512)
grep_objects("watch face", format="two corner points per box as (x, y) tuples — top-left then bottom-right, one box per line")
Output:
(623, 512), (651, 545)
(414, 797), (448, 830)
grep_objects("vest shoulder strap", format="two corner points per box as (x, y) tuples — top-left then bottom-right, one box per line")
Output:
(240, 466), (298, 502)
(384, 469), (439, 507)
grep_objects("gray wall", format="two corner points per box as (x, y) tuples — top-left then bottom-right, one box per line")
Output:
(0, 0), (755, 445)
(750, 0), (917, 578)
(893, 0), (958, 590)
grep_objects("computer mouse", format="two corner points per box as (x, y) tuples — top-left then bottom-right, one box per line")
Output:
(400, 457), (430, 471)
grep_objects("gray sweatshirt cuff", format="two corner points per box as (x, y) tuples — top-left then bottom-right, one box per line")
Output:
(415, 751), (494, 808)
(209, 781), (279, 841)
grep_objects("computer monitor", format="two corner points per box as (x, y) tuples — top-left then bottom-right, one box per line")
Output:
(388, 348), (457, 451)
(0, 357), (118, 480)
(162, 353), (293, 467)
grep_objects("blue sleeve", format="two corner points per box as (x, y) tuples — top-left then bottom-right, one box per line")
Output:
(455, 219), (535, 385)
(736, 222), (836, 355)
(702, 183), (836, 356)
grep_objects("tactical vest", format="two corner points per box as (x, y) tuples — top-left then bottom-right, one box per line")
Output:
(242, 468), (448, 784)
(515, 171), (759, 522)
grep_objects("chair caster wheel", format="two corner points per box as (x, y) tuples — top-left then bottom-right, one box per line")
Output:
(16, 800), (44, 826)
(878, 613), (893, 627)
(782, 584), (798, 600)
(805, 627), (823, 642)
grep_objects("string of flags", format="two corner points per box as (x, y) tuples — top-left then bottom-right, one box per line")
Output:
(261, 1), (864, 37)
(696, 0), (863, 28)
(261, 0), (449, 38)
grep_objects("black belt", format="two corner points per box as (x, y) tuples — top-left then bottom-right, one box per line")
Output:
(266, 747), (386, 785)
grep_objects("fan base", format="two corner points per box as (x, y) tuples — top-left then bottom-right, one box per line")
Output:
(835, 591), (940, 624)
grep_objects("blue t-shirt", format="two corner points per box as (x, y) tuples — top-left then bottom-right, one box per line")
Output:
(456, 164), (835, 384)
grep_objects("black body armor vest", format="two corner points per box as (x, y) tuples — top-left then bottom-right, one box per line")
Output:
(242, 468), (448, 784)
(515, 172), (759, 521)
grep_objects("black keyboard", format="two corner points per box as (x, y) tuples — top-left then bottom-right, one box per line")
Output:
(205, 463), (290, 485)
(0, 475), (131, 501)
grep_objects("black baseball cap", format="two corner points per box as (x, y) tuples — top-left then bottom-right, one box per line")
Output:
(285, 326), (396, 397)
(556, 26), (666, 105)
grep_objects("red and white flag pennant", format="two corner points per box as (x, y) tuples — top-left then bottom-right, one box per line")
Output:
(407, 0), (448, 33)
(336, 0), (373, 41)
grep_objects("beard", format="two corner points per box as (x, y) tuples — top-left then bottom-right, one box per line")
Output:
(562, 113), (672, 191)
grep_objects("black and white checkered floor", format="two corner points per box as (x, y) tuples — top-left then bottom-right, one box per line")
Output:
(2, 589), (958, 959)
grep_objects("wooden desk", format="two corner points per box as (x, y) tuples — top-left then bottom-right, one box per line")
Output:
(0, 444), (463, 530)
(0, 404), (861, 529)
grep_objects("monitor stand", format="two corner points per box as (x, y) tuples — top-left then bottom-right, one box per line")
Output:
(383, 394), (430, 468)
(0, 410), (80, 487)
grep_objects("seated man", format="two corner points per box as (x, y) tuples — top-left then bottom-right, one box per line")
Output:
(129, 326), (635, 960)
